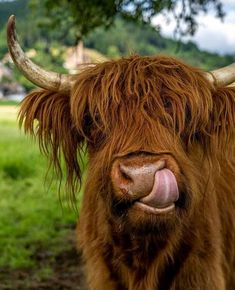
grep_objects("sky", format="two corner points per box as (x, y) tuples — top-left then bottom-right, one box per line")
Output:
(153, 0), (235, 55)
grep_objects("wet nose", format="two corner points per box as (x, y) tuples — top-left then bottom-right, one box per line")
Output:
(111, 159), (165, 198)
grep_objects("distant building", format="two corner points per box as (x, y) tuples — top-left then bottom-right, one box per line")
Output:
(0, 61), (12, 81)
(64, 41), (108, 73)
(0, 61), (25, 100)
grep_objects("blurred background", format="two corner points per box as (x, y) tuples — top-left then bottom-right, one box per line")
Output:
(0, 0), (234, 289)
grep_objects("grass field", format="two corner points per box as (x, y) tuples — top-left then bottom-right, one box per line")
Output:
(0, 105), (85, 289)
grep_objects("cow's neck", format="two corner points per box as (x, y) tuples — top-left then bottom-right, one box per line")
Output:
(105, 218), (195, 290)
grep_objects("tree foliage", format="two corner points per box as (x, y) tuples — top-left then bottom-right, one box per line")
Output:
(31, 0), (224, 41)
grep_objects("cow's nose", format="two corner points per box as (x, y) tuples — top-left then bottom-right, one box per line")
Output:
(111, 159), (165, 199)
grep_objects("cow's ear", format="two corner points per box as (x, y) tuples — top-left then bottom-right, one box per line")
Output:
(208, 86), (235, 151)
(19, 90), (84, 200)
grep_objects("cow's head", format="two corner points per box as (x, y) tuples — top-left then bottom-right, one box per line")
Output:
(7, 16), (235, 236)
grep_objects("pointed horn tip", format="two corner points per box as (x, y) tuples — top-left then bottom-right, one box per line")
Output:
(7, 15), (16, 28)
(9, 14), (16, 21)
(7, 15), (16, 40)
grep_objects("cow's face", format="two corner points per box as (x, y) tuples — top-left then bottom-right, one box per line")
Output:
(19, 56), (235, 235)
(70, 56), (223, 234)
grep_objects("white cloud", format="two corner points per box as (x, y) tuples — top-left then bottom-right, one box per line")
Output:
(187, 13), (235, 54)
(152, 0), (235, 55)
(222, 0), (235, 7)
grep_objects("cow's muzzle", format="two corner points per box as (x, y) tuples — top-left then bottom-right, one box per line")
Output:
(111, 154), (179, 214)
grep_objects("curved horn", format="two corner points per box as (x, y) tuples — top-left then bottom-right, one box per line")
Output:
(205, 63), (235, 87)
(7, 15), (73, 94)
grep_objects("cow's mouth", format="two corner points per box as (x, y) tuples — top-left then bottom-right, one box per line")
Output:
(134, 201), (176, 214)
(133, 168), (179, 215)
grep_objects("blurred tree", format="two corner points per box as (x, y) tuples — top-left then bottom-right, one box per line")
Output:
(30, 0), (224, 43)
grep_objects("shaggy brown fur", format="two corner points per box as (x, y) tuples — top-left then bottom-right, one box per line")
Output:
(19, 55), (235, 290)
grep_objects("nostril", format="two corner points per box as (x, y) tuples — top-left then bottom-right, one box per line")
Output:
(111, 159), (166, 199)
(119, 164), (133, 182)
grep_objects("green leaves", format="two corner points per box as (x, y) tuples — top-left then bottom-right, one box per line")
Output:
(30, 0), (225, 40)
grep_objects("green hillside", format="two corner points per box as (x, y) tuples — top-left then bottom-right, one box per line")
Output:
(0, 0), (28, 27)
(85, 19), (235, 70)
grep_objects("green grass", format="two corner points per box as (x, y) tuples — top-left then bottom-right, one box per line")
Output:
(0, 110), (81, 271)
(0, 100), (20, 106)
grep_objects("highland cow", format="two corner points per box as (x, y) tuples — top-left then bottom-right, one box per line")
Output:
(7, 15), (235, 290)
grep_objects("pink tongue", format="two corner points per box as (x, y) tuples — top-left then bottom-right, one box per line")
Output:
(140, 169), (179, 208)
